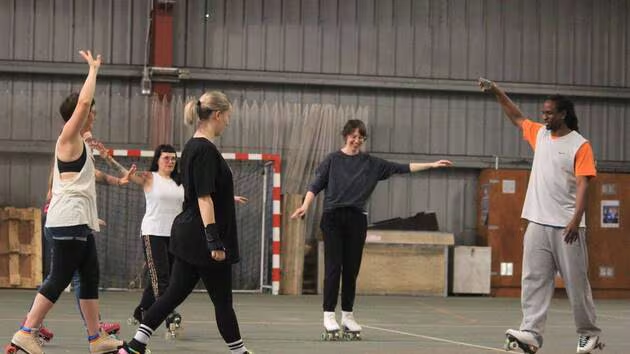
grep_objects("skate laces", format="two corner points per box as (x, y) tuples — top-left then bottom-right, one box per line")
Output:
(578, 335), (590, 347)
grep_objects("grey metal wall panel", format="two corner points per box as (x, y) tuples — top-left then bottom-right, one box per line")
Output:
(0, 154), (50, 208)
(0, 75), (149, 145)
(1, 0), (148, 65)
(0, 155), (10, 205)
(173, 83), (629, 163)
(172, 0), (630, 87)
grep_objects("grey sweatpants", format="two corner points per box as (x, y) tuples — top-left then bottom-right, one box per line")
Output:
(520, 222), (601, 338)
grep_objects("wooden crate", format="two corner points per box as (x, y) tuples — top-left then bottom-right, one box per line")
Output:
(0, 207), (42, 288)
(357, 230), (454, 296)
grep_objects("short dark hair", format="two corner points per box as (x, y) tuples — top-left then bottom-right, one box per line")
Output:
(545, 94), (579, 132)
(59, 92), (95, 122)
(149, 144), (181, 185)
(341, 119), (367, 138)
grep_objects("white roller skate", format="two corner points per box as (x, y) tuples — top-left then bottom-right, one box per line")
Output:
(6, 328), (44, 354)
(88, 331), (123, 354)
(577, 335), (604, 354)
(504, 329), (540, 353)
(341, 311), (362, 341)
(321, 312), (341, 341)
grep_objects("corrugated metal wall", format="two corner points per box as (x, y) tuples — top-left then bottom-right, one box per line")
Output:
(1, 0), (630, 245)
(0, 0), (149, 64)
(175, 0), (630, 86)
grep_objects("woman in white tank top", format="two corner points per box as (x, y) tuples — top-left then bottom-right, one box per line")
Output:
(10, 51), (127, 354)
(100, 144), (185, 328)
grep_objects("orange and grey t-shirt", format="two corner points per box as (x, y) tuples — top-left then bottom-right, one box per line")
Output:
(520, 119), (596, 227)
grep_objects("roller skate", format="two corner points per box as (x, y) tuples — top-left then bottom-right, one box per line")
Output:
(115, 342), (151, 354)
(577, 335), (605, 354)
(127, 307), (144, 326)
(320, 312), (341, 341)
(19, 319), (52, 346)
(164, 312), (182, 339)
(6, 328), (44, 354)
(100, 322), (121, 336)
(89, 331), (123, 354)
(36, 326), (53, 345)
(341, 311), (362, 341)
(504, 329), (540, 353)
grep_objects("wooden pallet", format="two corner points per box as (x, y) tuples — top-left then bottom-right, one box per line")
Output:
(0, 207), (42, 288)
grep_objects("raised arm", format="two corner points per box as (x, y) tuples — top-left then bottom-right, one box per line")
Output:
(59, 51), (101, 146)
(479, 78), (526, 128)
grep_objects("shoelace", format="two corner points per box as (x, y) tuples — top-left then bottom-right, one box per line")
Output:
(578, 335), (590, 347)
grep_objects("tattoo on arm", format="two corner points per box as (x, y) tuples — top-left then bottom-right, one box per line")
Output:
(107, 156), (128, 174)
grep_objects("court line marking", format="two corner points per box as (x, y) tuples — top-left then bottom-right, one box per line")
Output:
(363, 325), (506, 352)
(548, 309), (629, 320)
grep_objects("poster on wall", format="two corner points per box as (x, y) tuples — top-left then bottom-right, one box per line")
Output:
(601, 200), (620, 228)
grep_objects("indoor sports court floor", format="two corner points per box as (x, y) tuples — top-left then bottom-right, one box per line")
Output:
(1, 290), (628, 353)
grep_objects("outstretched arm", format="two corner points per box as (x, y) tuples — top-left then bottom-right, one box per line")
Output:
(479, 78), (525, 128)
(409, 160), (453, 173)
(234, 196), (248, 204)
(89, 138), (147, 186)
(94, 165), (137, 186)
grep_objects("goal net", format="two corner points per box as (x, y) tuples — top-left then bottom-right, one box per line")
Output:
(93, 150), (279, 293)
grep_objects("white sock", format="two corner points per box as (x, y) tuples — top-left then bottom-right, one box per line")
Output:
(227, 338), (248, 353)
(133, 324), (153, 344)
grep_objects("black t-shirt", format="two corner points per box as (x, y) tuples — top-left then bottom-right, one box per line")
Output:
(307, 151), (410, 212)
(169, 137), (239, 266)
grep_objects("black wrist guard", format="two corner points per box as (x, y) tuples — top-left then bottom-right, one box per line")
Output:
(204, 224), (225, 252)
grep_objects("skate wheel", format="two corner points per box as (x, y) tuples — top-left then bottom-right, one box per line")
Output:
(505, 340), (518, 351)
(4, 344), (17, 354)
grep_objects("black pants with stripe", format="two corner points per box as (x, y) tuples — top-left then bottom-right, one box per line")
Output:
(136, 235), (173, 316)
(320, 207), (368, 312)
(140, 257), (241, 344)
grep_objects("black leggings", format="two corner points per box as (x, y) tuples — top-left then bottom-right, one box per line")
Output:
(136, 235), (173, 313)
(39, 234), (99, 303)
(141, 257), (241, 343)
(320, 207), (368, 312)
